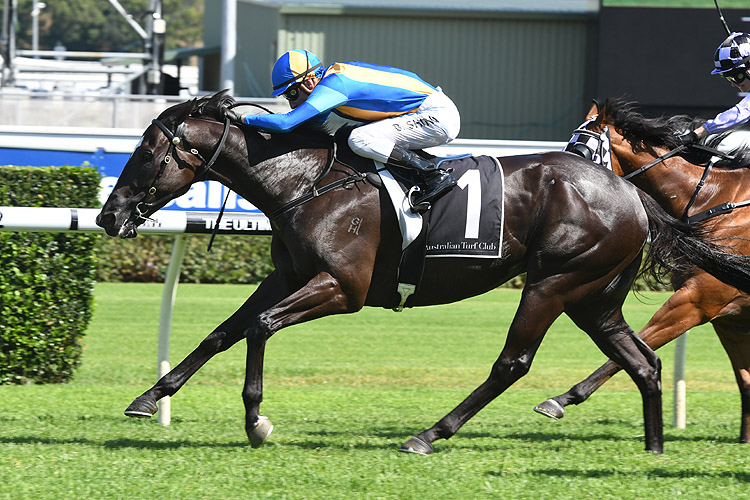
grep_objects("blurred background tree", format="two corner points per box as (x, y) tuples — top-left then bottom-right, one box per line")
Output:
(3, 0), (203, 52)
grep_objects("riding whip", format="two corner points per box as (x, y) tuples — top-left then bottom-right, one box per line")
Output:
(714, 0), (732, 35)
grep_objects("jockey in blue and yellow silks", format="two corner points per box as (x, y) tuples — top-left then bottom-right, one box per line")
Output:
(235, 49), (461, 209)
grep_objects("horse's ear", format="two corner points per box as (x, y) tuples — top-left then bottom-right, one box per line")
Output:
(586, 99), (600, 120)
(156, 97), (197, 128)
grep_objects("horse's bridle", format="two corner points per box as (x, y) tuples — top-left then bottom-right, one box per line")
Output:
(132, 116), (231, 221)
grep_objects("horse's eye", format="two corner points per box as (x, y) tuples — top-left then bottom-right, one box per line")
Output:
(141, 148), (154, 161)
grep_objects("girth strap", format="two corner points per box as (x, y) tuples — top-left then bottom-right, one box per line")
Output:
(685, 200), (750, 224)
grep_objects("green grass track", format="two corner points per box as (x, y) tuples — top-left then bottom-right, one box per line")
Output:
(2, 283), (749, 499)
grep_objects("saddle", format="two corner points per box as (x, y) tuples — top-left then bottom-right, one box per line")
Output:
(333, 131), (504, 310)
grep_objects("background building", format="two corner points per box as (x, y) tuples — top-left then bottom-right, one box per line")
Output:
(597, 4), (748, 120)
(202, 0), (599, 141)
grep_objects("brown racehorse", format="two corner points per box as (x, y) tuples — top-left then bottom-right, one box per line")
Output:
(535, 97), (750, 443)
(97, 92), (750, 454)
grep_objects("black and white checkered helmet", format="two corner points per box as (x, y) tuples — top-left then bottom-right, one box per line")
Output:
(712, 32), (750, 74)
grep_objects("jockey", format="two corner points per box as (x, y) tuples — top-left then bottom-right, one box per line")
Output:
(678, 32), (750, 145)
(232, 49), (460, 209)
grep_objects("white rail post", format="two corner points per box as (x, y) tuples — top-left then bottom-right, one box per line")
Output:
(673, 331), (688, 429)
(157, 234), (188, 426)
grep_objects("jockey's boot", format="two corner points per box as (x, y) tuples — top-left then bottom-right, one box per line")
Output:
(387, 145), (457, 210)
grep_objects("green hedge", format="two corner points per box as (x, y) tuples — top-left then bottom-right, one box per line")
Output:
(0, 166), (100, 384)
(95, 233), (274, 284)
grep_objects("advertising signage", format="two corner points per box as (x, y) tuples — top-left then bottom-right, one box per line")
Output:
(1, 133), (260, 214)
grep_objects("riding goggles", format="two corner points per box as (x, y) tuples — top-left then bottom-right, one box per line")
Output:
(723, 69), (749, 84)
(282, 82), (302, 101)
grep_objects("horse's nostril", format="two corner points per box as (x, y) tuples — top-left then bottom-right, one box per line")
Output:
(96, 212), (115, 228)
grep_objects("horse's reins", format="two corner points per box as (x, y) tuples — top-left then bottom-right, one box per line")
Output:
(622, 145), (687, 180)
(618, 142), (750, 223)
(138, 102), (274, 251)
(224, 103), (369, 221)
(140, 104), (368, 247)
(128, 116), (231, 251)
(266, 143), (369, 220)
(622, 143), (737, 180)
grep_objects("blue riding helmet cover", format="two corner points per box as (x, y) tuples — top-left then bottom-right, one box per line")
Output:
(271, 50), (323, 97)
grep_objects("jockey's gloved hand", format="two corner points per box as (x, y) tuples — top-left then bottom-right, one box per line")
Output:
(225, 109), (245, 124)
(677, 130), (698, 146)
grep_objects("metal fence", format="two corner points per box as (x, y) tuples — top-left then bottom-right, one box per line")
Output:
(0, 91), (288, 129)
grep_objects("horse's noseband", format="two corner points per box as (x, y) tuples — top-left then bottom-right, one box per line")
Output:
(133, 116), (231, 221)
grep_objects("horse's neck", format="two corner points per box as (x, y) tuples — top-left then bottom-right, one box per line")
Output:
(256, 148), (329, 202)
(618, 144), (750, 216)
(213, 129), (331, 215)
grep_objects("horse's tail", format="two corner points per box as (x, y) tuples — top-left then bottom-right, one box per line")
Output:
(637, 189), (750, 293)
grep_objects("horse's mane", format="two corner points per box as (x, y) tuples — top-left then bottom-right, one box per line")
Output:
(154, 90), (334, 150)
(602, 96), (750, 169)
(602, 97), (704, 151)
(155, 90), (242, 126)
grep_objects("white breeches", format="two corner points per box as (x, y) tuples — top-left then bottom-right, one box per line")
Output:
(347, 90), (461, 163)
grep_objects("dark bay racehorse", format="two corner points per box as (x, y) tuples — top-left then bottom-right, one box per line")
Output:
(536, 97), (750, 443)
(96, 92), (750, 454)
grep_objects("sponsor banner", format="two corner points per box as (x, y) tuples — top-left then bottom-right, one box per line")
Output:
(1, 146), (260, 214)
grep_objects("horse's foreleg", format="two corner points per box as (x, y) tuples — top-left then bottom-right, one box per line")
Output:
(124, 327), (247, 418)
(535, 287), (709, 420)
(400, 287), (562, 455)
(713, 322), (750, 444)
(124, 271), (293, 419)
(241, 270), (366, 447)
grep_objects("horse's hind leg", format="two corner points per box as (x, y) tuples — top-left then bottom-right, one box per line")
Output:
(713, 321), (750, 443)
(557, 252), (663, 453)
(535, 285), (708, 420)
(400, 285), (564, 455)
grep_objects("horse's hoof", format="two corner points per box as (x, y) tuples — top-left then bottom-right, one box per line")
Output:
(534, 399), (565, 420)
(248, 416), (274, 448)
(399, 436), (434, 455)
(124, 396), (158, 418)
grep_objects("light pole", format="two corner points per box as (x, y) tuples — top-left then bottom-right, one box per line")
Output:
(31, 1), (45, 57)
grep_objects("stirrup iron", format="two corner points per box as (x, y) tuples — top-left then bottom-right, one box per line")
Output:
(393, 283), (416, 312)
(407, 185), (430, 213)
